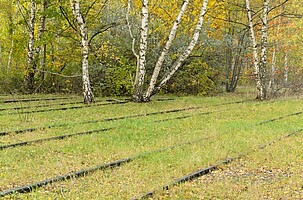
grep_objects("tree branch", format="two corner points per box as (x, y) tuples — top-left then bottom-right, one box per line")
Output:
(60, 6), (78, 32)
(88, 22), (119, 45)
(35, 69), (81, 78)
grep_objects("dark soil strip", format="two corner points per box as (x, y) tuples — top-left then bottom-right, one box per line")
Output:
(0, 99), (255, 137)
(0, 109), (210, 150)
(0, 100), (107, 112)
(0, 97), (176, 115)
(154, 108), (234, 123)
(258, 111), (303, 125)
(132, 128), (303, 199)
(0, 158), (131, 197)
(0, 106), (201, 136)
(1, 97), (69, 103)
(0, 128), (111, 150)
(0, 98), (173, 112)
(0, 101), (129, 116)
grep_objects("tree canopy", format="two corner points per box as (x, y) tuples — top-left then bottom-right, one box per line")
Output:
(0, 0), (302, 101)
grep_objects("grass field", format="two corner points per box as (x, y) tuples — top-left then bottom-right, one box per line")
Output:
(0, 92), (303, 199)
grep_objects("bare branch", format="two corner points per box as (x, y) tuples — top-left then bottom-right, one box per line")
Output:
(88, 22), (119, 45)
(268, 0), (289, 14)
(35, 69), (81, 78)
(60, 6), (78, 32)
(207, 14), (249, 27)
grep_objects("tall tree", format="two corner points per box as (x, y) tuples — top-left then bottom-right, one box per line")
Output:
(245, 0), (269, 100)
(24, 0), (37, 93)
(131, 0), (209, 102)
(132, 0), (149, 102)
(70, 0), (93, 104)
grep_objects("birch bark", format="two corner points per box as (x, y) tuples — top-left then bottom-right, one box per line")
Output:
(153, 0), (209, 94)
(71, 0), (93, 104)
(245, 0), (267, 100)
(268, 47), (276, 91)
(133, 0), (149, 102)
(144, 0), (189, 101)
(284, 51), (288, 85)
(259, 0), (269, 100)
(38, 0), (47, 81)
(24, 0), (37, 93)
(7, 1), (18, 72)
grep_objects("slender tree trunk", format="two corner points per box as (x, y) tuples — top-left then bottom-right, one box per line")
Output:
(37, 0), (48, 86)
(245, 0), (269, 100)
(126, 0), (140, 88)
(284, 51), (288, 85)
(71, 0), (93, 104)
(6, 0), (17, 72)
(259, 0), (269, 100)
(0, 45), (3, 70)
(268, 46), (276, 92)
(133, 0), (149, 102)
(152, 0), (209, 96)
(24, 0), (37, 94)
(144, 0), (189, 100)
(229, 33), (246, 92)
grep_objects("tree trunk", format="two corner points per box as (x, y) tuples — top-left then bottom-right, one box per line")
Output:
(258, 0), (269, 100)
(7, 1), (18, 72)
(37, 0), (48, 87)
(144, 0), (189, 100)
(152, 0), (209, 96)
(227, 32), (246, 92)
(24, 0), (37, 94)
(126, 0), (140, 88)
(284, 51), (288, 86)
(245, 0), (269, 100)
(133, 0), (149, 102)
(71, 0), (93, 104)
(268, 46), (276, 94)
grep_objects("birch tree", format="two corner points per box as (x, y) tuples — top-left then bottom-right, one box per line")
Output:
(130, 0), (209, 102)
(70, 0), (93, 104)
(6, 0), (18, 72)
(245, 0), (269, 100)
(24, 0), (37, 93)
(37, 0), (48, 83)
(132, 0), (149, 102)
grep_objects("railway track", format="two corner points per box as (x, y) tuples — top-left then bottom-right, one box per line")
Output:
(132, 128), (303, 199)
(1, 98), (302, 198)
(0, 99), (252, 136)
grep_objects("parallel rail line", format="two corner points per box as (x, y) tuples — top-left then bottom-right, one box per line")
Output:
(132, 128), (303, 199)
(0, 99), (251, 136)
(0, 97), (69, 103)
(1, 106), (302, 197)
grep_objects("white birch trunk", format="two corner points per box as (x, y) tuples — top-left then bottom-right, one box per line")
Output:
(7, 37), (14, 72)
(153, 0), (209, 94)
(7, 0), (19, 72)
(35, 0), (47, 85)
(133, 0), (149, 102)
(71, 0), (93, 104)
(24, 0), (37, 93)
(259, 0), (269, 100)
(284, 51), (288, 85)
(144, 0), (189, 100)
(0, 45), (2, 71)
(268, 47), (276, 91)
(245, 0), (265, 100)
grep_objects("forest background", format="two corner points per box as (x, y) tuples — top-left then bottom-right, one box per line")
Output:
(0, 0), (302, 102)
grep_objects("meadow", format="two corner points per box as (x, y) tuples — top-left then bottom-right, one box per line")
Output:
(0, 91), (303, 199)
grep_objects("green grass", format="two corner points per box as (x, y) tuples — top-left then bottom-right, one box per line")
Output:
(0, 93), (303, 199)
